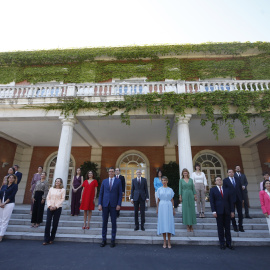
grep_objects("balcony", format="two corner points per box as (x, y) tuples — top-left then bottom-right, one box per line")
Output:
(0, 80), (269, 99)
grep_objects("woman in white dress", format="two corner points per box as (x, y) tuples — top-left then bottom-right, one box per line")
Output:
(156, 176), (175, 249)
(191, 164), (208, 218)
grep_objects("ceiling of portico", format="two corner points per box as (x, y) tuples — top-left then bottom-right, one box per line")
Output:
(0, 115), (267, 148)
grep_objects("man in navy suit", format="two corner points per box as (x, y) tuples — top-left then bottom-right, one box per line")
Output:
(131, 169), (149, 231)
(210, 176), (235, 250)
(234, 165), (252, 219)
(98, 167), (122, 248)
(223, 169), (244, 232)
(115, 168), (125, 218)
(13, 165), (22, 185)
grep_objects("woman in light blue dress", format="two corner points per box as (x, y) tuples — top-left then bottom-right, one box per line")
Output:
(156, 176), (175, 249)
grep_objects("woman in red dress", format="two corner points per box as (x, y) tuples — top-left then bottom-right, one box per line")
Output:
(80, 170), (98, 229)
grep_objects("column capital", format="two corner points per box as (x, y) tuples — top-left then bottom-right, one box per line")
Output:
(177, 114), (192, 124)
(59, 115), (77, 126)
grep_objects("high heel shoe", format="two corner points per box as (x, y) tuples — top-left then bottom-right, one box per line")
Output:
(82, 226), (86, 229)
(201, 212), (205, 218)
(86, 226), (90, 230)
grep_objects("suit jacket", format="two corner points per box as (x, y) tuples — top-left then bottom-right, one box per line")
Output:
(98, 177), (122, 208)
(259, 190), (270, 215)
(118, 175), (125, 193)
(15, 171), (23, 185)
(234, 172), (248, 193)
(223, 176), (243, 203)
(210, 186), (234, 215)
(130, 177), (149, 201)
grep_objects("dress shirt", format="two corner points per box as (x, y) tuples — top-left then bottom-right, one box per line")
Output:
(230, 177), (235, 186)
(46, 187), (66, 209)
(109, 177), (115, 187)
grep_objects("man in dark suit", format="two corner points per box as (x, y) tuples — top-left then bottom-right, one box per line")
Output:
(223, 169), (244, 232)
(115, 168), (125, 218)
(235, 165), (252, 219)
(13, 165), (22, 185)
(98, 167), (122, 248)
(210, 176), (235, 250)
(130, 169), (149, 231)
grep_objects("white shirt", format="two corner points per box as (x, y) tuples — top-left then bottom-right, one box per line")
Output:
(192, 172), (207, 186)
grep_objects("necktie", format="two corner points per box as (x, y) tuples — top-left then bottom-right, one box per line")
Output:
(220, 187), (223, 197)
(138, 178), (141, 186)
(109, 178), (112, 191)
(232, 178), (236, 187)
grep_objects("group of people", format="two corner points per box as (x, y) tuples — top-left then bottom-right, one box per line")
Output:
(1, 163), (270, 250)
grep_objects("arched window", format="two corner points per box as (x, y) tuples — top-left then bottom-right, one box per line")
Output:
(46, 156), (75, 200)
(194, 153), (225, 190)
(118, 153), (147, 204)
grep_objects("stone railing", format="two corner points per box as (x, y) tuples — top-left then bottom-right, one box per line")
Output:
(0, 80), (269, 99)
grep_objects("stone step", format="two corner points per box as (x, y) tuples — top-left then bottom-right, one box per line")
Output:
(8, 219), (269, 231)
(4, 231), (270, 246)
(6, 225), (268, 238)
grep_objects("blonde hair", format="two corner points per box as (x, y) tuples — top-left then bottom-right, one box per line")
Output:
(181, 168), (190, 179)
(53, 178), (63, 189)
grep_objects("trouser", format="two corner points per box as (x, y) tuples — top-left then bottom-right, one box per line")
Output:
(195, 183), (205, 213)
(266, 217), (270, 235)
(0, 203), (15, 236)
(44, 207), (62, 243)
(216, 212), (232, 245)
(31, 191), (45, 224)
(102, 204), (117, 242)
(134, 196), (145, 227)
(231, 200), (243, 229)
(242, 191), (249, 216)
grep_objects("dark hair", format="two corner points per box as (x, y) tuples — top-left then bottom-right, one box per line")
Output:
(41, 172), (47, 176)
(263, 179), (270, 190)
(181, 168), (190, 179)
(38, 166), (43, 170)
(86, 170), (95, 179)
(227, 169), (234, 173)
(108, 167), (115, 171)
(194, 163), (201, 170)
(156, 170), (162, 177)
(8, 167), (15, 174)
(262, 171), (269, 176)
(215, 176), (222, 182)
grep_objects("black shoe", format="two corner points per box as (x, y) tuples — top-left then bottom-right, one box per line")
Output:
(141, 225), (145, 231)
(239, 228), (245, 232)
(134, 226), (139, 231)
(220, 244), (226, 250)
(110, 241), (115, 248)
(226, 244), (235, 250)
(245, 216), (252, 219)
(233, 226), (239, 232)
(100, 241), (106, 247)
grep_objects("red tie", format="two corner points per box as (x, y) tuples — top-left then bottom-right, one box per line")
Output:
(220, 187), (223, 197)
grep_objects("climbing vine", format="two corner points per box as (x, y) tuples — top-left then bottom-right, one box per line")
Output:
(0, 42), (270, 84)
(28, 91), (270, 142)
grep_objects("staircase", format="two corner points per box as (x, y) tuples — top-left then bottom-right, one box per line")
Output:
(5, 205), (270, 246)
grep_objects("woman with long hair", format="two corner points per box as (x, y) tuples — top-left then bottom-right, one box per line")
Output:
(31, 172), (49, 227)
(43, 178), (65, 245)
(259, 179), (270, 235)
(80, 170), (98, 229)
(179, 168), (197, 232)
(0, 174), (18, 242)
(71, 168), (83, 216)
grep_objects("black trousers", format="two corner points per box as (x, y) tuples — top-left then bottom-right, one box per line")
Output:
(243, 191), (249, 216)
(134, 196), (145, 227)
(44, 207), (62, 243)
(31, 191), (45, 224)
(216, 213), (232, 245)
(231, 200), (243, 229)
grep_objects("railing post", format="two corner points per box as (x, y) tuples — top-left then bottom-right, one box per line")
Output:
(66, 84), (76, 97)
(177, 81), (186, 93)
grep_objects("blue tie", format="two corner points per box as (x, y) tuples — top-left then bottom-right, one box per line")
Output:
(232, 178), (236, 187)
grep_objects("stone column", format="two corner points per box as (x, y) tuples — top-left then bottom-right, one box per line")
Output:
(177, 114), (193, 176)
(53, 116), (76, 189)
